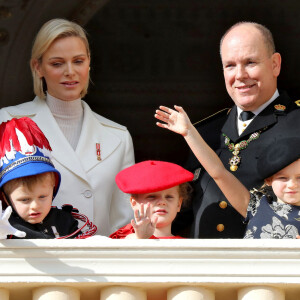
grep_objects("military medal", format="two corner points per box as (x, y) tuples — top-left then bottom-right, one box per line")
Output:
(223, 131), (262, 172)
(96, 143), (101, 161)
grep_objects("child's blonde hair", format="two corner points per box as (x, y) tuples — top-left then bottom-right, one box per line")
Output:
(3, 172), (55, 196)
(178, 182), (193, 206)
(131, 182), (193, 206)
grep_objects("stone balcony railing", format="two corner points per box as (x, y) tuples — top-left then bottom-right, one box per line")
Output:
(0, 239), (300, 300)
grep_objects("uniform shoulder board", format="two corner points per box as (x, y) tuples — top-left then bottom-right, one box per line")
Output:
(295, 100), (300, 107)
(193, 108), (231, 127)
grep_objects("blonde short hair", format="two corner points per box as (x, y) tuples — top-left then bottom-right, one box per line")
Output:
(131, 182), (193, 207)
(30, 18), (90, 100)
(3, 172), (56, 197)
(178, 182), (193, 206)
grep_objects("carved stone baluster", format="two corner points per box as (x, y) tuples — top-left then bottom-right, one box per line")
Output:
(0, 289), (9, 300)
(33, 287), (80, 300)
(100, 286), (147, 300)
(238, 286), (285, 300)
(167, 286), (215, 300)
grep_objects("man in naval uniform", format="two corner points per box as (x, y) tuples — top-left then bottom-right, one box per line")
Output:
(179, 22), (300, 238)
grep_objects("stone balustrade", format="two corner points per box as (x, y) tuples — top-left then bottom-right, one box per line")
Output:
(0, 239), (299, 300)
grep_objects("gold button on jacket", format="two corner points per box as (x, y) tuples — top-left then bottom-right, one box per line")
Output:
(216, 224), (225, 232)
(219, 201), (227, 209)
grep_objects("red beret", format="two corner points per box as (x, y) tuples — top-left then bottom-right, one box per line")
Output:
(115, 160), (194, 194)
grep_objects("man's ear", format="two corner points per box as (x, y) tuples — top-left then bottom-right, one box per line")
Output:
(271, 52), (281, 77)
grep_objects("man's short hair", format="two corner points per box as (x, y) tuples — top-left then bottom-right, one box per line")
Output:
(220, 21), (276, 57)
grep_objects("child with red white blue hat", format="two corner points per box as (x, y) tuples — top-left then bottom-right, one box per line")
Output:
(110, 160), (193, 239)
(0, 117), (97, 239)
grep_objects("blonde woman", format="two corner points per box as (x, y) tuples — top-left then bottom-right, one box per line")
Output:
(0, 19), (135, 236)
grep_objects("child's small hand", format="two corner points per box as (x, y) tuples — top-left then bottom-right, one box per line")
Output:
(131, 202), (158, 239)
(0, 201), (26, 239)
(155, 105), (191, 137)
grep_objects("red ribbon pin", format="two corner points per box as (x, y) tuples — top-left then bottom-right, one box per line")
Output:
(96, 143), (101, 161)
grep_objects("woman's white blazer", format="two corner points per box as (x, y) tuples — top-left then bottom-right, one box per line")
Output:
(0, 97), (135, 236)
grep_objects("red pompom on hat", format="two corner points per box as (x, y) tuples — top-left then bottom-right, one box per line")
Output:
(115, 160), (194, 194)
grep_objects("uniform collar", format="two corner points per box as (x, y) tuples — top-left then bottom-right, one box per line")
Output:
(236, 90), (279, 135)
(222, 91), (291, 142)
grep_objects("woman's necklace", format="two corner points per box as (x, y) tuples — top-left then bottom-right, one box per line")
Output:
(223, 130), (264, 171)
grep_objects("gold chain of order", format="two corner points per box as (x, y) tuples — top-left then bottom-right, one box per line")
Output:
(223, 130), (263, 171)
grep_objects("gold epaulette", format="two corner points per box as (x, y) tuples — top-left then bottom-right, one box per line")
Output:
(295, 100), (300, 107)
(193, 108), (231, 126)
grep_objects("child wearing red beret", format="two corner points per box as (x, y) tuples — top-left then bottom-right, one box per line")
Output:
(109, 160), (193, 239)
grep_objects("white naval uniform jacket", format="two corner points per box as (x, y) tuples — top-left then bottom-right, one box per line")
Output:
(0, 97), (135, 236)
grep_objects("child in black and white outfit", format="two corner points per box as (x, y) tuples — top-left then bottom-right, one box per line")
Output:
(156, 105), (300, 239)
